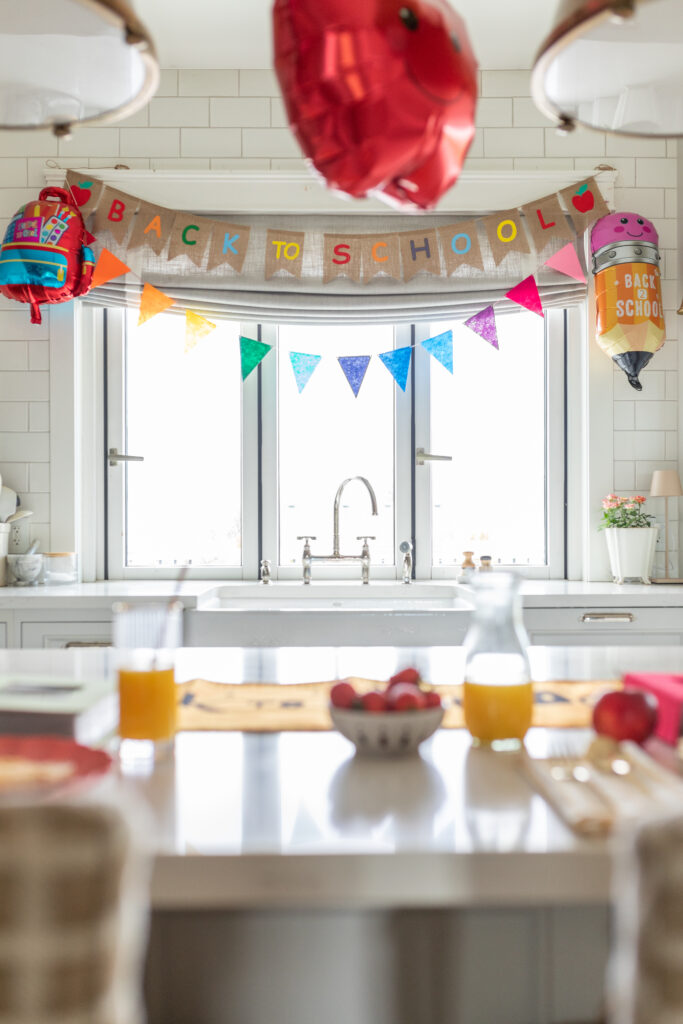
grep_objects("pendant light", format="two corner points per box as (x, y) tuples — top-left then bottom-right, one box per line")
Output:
(0, 0), (159, 137)
(531, 0), (683, 137)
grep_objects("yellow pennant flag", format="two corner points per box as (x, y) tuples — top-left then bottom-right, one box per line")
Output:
(138, 283), (175, 326)
(185, 310), (216, 353)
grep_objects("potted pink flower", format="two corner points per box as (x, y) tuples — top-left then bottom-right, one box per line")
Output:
(599, 494), (658, 584)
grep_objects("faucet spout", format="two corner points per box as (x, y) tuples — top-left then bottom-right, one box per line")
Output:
(332, 476), (378, 558)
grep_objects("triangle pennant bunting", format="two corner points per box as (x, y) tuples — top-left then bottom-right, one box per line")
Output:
(464, 305), (499, 349)
(422, 330), (453, 373)
(544, 242), (586, 283)
(379, 346), (412, 391)
(91, 248), (131, 289)
(505, 275), (544, 317)
(338, 355), (371, 397)
(138, 283), (175, 326)
(185, 310), (216, 353)
(240, 335), (272, 380)
(289, 352), (321, 392)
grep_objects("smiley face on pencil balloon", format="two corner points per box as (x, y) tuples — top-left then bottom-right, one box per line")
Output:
(272, 0), (478, 210)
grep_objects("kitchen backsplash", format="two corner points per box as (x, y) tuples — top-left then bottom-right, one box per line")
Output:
(0, 68), (679, 573)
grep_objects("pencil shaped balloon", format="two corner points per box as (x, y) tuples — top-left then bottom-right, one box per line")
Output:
(590, 212), (665, 391)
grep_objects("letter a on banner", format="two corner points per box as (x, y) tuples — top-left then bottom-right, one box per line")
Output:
(240, 336), (272, 380)
(138, 283), (175, 326)
(338, 355), (371, 397)
(421, 330), (453, 373)
(379, 346), (412, 391)
(290, 352), (322, 392)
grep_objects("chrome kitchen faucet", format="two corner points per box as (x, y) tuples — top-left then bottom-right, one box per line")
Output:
(298, 476), (379, 584)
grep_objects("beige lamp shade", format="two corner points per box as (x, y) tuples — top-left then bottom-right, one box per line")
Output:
(649, 470), (683, 498)
(531, 0), (683, 138)
(0, 0), (159, 137)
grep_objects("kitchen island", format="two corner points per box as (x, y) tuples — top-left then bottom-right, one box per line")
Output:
(3, 644), (681, 1024)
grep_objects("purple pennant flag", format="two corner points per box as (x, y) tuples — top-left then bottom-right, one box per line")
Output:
(338, 355), (371, 397)
(463, 305), (499, 349)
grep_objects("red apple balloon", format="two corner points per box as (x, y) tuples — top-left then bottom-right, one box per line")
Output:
(592, 688), (658, 745)
(272, 0), (478, 209)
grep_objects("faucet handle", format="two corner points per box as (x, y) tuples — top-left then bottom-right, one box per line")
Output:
(297, 536), (317, 542)
(399, 540), (413, 554)
(356, 536), (376, 541)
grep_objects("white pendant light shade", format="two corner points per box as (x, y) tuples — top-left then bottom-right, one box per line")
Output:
(0, 0), (159, 136)
(532, 0), (683, 137)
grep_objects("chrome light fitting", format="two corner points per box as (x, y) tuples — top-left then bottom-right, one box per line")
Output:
(0, 0), (159, 137)
(532, 0), (683, 137)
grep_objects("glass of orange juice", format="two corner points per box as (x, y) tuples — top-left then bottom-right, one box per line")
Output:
(113, 601), (182, 765)
(462, 573), (532, 750)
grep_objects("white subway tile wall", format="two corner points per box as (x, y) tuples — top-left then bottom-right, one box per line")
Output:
(0, 68), (677, 567)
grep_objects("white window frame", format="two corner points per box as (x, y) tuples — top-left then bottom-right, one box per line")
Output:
(413, 308), (567, 581)
(48, 168), (616, 582)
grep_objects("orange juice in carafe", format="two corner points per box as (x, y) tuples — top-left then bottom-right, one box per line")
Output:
(462, 572), (531, 749)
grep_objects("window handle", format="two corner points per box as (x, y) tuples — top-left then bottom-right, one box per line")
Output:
(109, 447), (144, 467)
(416, 447), (452, 465)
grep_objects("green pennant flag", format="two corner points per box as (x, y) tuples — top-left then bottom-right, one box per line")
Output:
(240, 335), (272, 380)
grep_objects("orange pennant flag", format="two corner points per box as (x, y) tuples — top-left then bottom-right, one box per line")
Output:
(91, 248), (131, 289)
(138, 283), (175, 326)
(185, 310), (216, 352)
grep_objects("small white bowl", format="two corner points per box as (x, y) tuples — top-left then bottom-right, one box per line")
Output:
(329, 705), (444, 757)
(7, 553), (43, 585)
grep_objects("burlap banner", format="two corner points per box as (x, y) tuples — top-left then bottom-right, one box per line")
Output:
(66, 172), (607, 286)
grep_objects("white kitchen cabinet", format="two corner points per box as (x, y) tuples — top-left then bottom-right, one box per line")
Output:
(524, 606), (683, 646)
(0, 621), (7, 648)
(20, 620), (112, 649)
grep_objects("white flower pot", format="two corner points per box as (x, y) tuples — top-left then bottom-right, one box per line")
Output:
(603, 527), (658, 584)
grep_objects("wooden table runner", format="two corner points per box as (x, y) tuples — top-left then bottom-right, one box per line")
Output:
(176, 678), (621, 733)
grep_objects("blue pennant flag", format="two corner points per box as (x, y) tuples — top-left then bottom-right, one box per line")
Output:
(338, 355), (371, 397)
(422, 329), (453, 373)
(289, 351), (321, 392)
(379, 346), (412, 392)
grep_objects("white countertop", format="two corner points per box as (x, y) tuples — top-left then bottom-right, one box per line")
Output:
(2, 644), (682, 910)
(1, 577), (683, 609)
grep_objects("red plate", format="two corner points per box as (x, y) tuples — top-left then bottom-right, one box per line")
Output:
(0, 734), (112, 794)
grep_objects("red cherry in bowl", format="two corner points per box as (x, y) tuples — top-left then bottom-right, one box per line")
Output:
(330, 680), (357, 709)
(592, 688), (658, 745)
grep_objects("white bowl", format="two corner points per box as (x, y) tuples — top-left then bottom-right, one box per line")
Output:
(7, 553), (43, 585)
(329, 705), (444, 757)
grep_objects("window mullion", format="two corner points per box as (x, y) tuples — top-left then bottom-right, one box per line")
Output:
(413, 323), (433, 580)
(258, 322), (278, 579)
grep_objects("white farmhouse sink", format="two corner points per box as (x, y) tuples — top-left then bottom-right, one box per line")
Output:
(188, 581), (472, 646)
(198, 581), (470, 612)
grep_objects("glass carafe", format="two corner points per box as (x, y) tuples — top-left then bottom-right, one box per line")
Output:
(462, 572), (532, 749)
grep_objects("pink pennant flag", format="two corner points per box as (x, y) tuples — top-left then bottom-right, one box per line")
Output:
(463, 305), (499, 349)
(544, 242), (586, 283)
(505, 275), (544, 317)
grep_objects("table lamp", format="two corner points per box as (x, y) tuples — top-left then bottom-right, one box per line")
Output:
(649, 469), (683, 583)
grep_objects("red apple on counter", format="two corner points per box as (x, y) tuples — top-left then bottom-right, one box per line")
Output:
(592, 688), (658, 744)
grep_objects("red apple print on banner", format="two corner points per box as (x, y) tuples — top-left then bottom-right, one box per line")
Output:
(572, 183), (595, 214)
(71, 181), (93, 207)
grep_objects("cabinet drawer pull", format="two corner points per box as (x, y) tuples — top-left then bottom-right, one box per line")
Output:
(581, 612), (634, 623)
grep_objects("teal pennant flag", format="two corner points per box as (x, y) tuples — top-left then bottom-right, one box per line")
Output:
(421, 329), (453, 373)
(289, 351), (322, 392)
(378, 346), (412, 391)
(338, 355), (371, 397)
(240, 335), (272, 380)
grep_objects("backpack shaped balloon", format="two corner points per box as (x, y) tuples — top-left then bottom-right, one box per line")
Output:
(0, 187), (94, 325)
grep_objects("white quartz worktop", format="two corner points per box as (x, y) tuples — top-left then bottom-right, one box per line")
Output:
(2, 643), (682, 911)
(1, 578), (683, 609)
